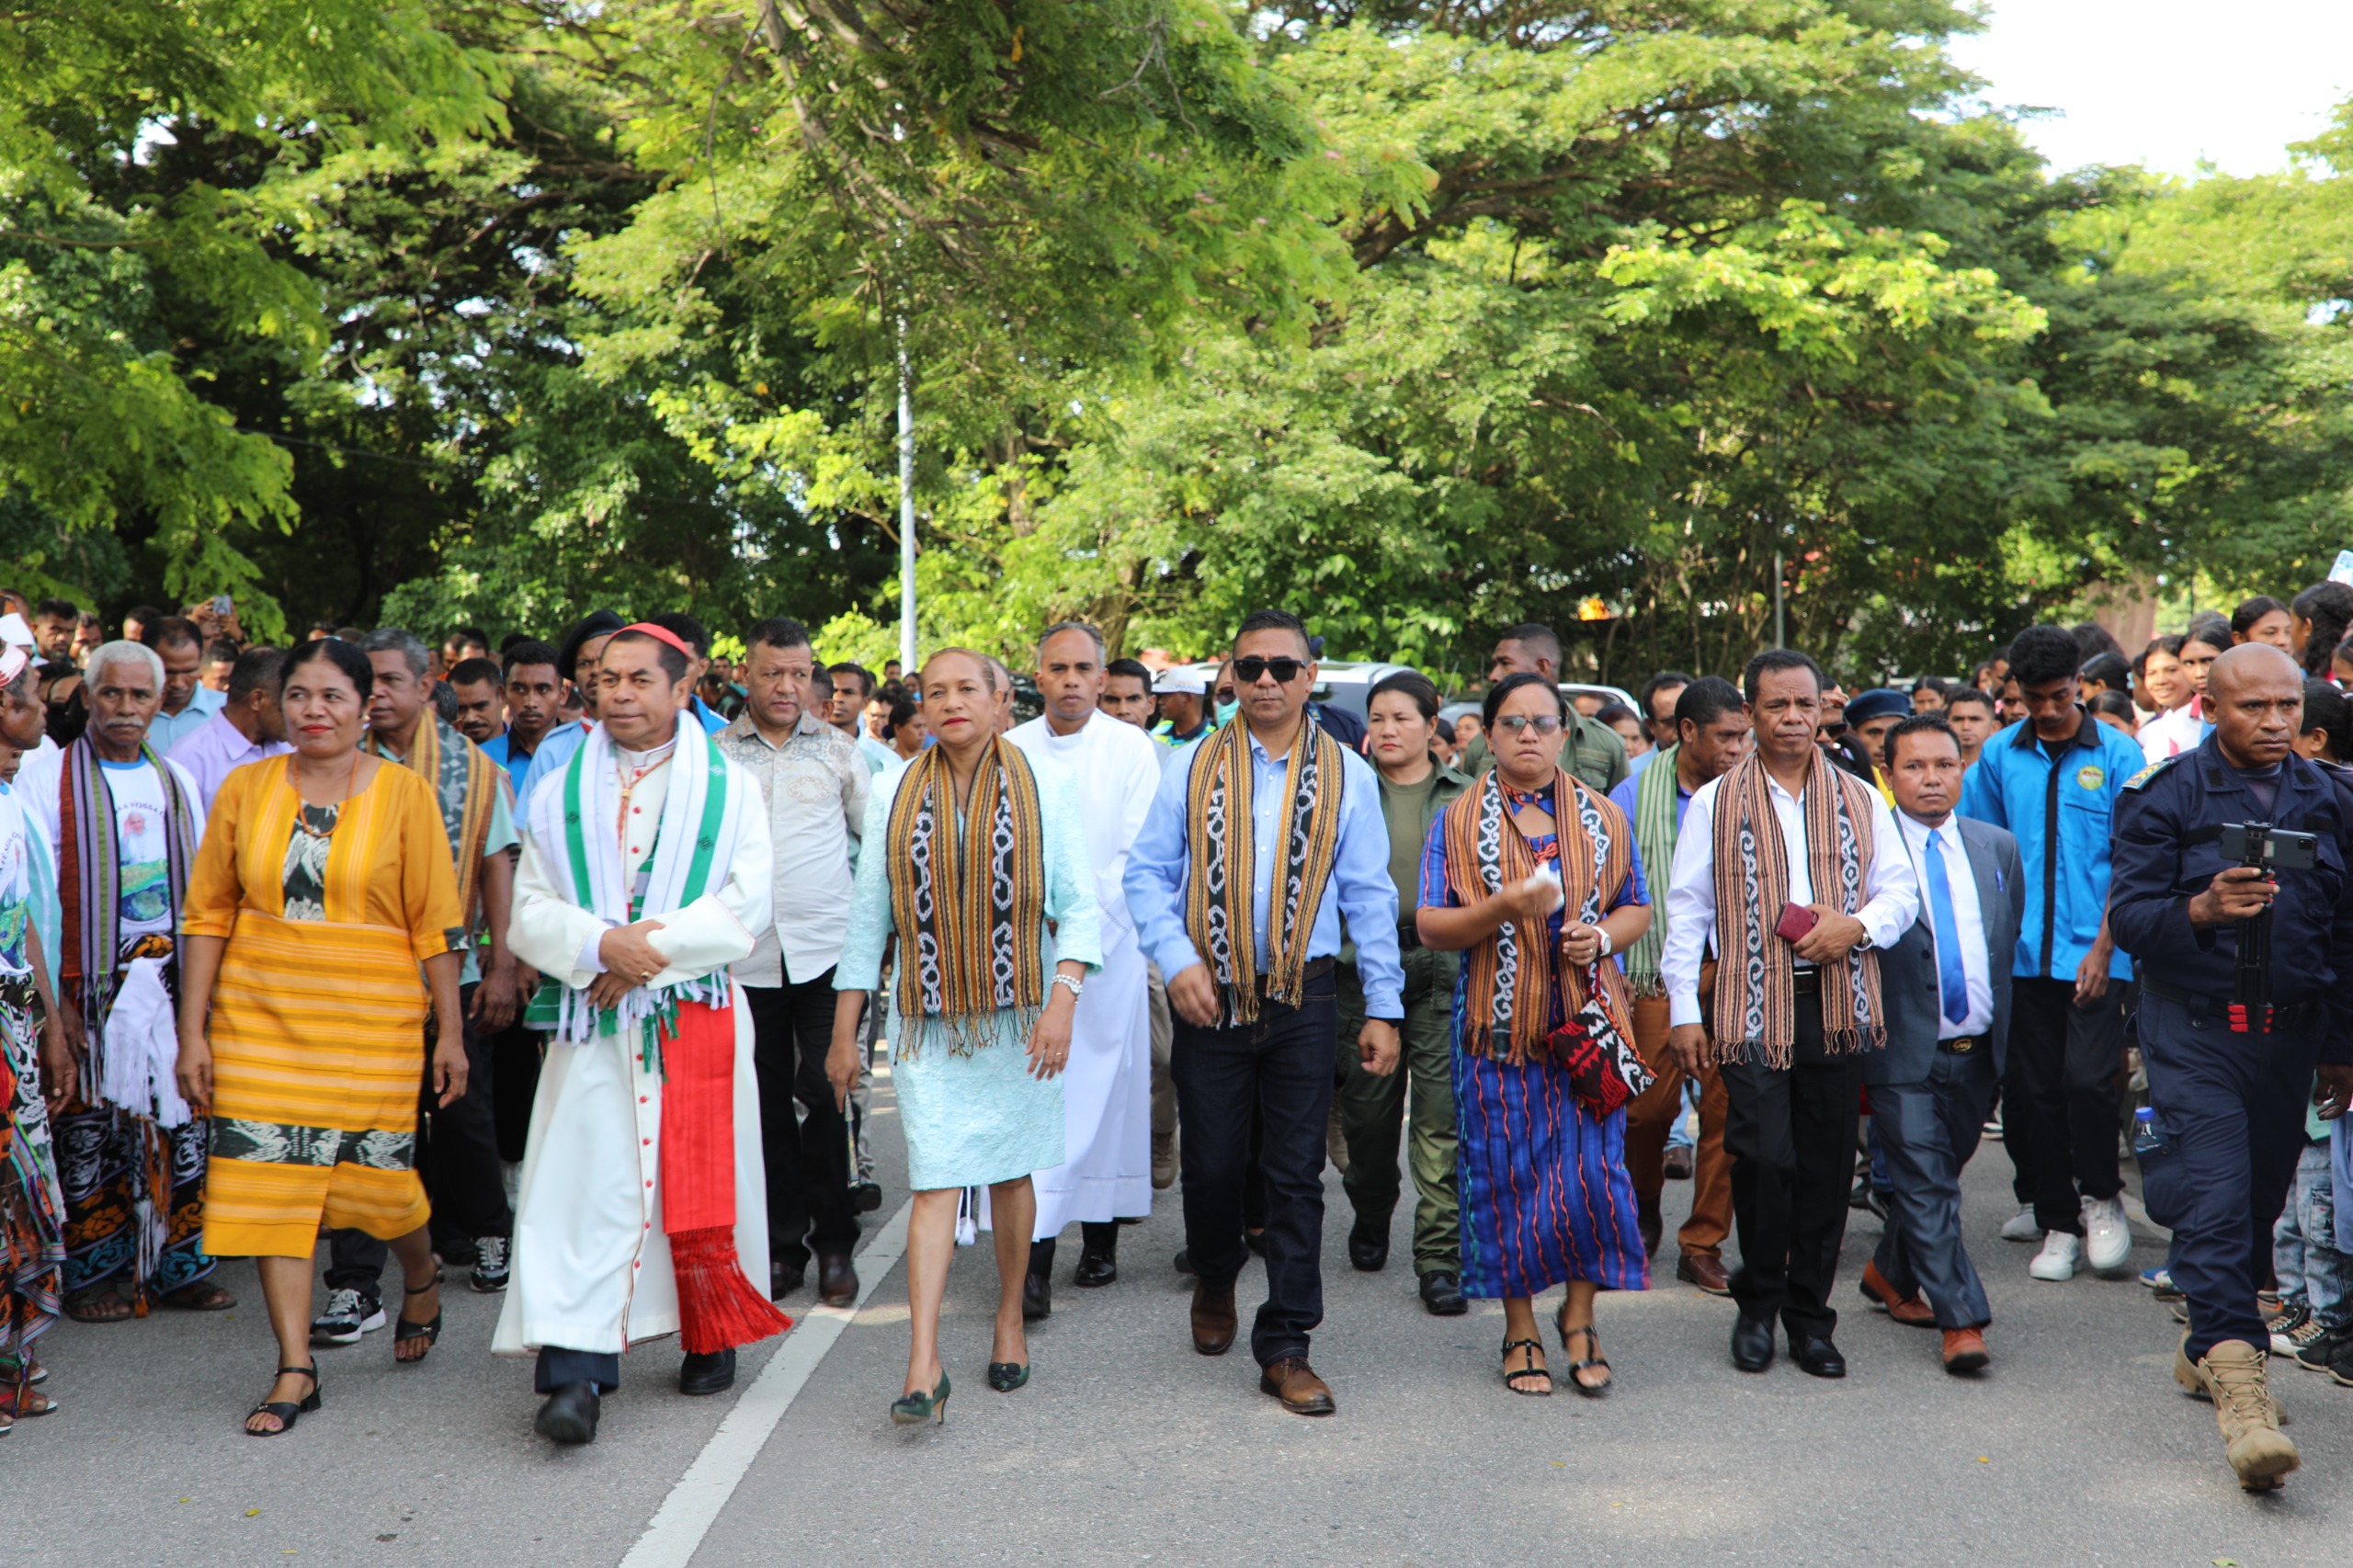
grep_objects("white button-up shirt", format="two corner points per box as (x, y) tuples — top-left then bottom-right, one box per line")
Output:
(1660, 766), (1920, 1028)
(718, 710), (869, 986)
(1894, 810), (1994, 1038)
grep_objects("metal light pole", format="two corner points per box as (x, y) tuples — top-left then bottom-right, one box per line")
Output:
(896, 319), (916, 675)
(1773, 548), (1785, 651)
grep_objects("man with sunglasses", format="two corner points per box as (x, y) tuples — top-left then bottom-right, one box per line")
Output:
(1456, 624), (1627, 793)
(1127, 608), (1405, 1418)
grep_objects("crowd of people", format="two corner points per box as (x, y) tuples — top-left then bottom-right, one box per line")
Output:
(0, 580), (2347, 1498)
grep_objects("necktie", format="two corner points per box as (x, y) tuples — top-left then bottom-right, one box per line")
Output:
(1924, 828), (1970, 1026)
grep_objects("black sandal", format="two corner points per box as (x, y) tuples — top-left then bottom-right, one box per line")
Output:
(393, 1281), (442, 1365)
(1561, 1324), (1612, 1397)
(245, 1364), (321, 1436)
(1501, 1337), (1552, 1397)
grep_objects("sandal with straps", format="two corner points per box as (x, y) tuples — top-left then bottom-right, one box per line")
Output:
(245, 1364), (322, 1437)
(393, 1280), (443, 1366)
(1559, 1323), (1612, 1397)
(1501, 1337), (1552, 1397)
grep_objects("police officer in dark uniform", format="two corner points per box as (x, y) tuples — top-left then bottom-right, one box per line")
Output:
(2108, 643), (2353, 1492)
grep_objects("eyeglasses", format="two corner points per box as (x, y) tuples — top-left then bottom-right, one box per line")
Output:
(1494, 714), (1563, 736)
(1233, 656), (1305, 685)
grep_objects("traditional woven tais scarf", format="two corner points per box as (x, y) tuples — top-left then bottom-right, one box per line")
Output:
(1621, 744), (1683, 998)
(1707, 748), (1886, 1068)
(368, 712), (500, 923)
(1442, 767), (1636, 1065)
(1183, 716), (1347, 1028)
(883, 737), (1048, 1059)
(56, 738), (197, 1082)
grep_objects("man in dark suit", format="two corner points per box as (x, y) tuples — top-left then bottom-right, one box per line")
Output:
(1860, 714), (2023, 1373)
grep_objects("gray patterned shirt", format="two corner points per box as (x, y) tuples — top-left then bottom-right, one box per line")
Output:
(718, 710), (869, 986)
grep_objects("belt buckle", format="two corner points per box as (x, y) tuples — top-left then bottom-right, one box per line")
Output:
(1948, 1036), (1977, 1053)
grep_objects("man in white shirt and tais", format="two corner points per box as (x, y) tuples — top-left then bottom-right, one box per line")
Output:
(717, 617), (870, 1309)
(999, 622), (1162, 1317)
(1663, 650), (1919, 1381)
(1859, 713), (2023, 1376)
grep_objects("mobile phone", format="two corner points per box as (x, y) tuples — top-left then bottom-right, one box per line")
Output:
(211, 594), (233, 616)
(1774, 903), (1820, 942)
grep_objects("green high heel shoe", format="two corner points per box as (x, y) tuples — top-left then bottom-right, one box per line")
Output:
(890, 1369), (950, 1426)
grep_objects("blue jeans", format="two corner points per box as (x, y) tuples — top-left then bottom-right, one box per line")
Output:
(2275, 1138), (2353, 1330)
(1171, 971), (1340, 1368)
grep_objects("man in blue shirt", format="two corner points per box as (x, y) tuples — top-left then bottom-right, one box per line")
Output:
(1127, 608), (1404, 1418)
(480, 640), (564, 795)
(517, 611), (624, 809)
(1958, 624), (2145, 1282)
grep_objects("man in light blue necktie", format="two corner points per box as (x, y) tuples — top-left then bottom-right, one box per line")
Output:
(1860, 716), (2024, 1376)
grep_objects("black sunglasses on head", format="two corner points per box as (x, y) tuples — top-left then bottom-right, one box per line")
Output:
(1233, 656), (1305, 685)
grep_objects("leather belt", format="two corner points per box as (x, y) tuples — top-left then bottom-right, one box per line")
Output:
(1938, 1033), (1987, 1054)
(1252, 955), (1336, 996)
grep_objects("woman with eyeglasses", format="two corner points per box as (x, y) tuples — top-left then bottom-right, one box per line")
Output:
(1415, 673), (1652, 1398)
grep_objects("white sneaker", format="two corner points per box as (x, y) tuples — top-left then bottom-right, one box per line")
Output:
(2029, 1232), (2081, 1281)
(2083, 1194), (2132, 1275)
(2000, 1204), (2042, 1244)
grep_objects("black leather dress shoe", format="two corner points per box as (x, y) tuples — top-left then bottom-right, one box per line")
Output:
(1073, 1250), (1118, 1289)
(816, 1253), (858, 1309)
(678, 1347), (736, 1396)
(1418, 1271), (1469, 1316)
(770, 1260), (805, 1301)
(1791, 1335), (1847, 1379)
(1731, 1314), (1776, 1373)
(535, 1381), (600, 1444)
(1347, 1228), (1388, 1272)
(1022, 1269), (1051, 1323)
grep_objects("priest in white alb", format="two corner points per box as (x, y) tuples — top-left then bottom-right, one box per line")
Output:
(494, 624), (789, 1445)
(998, 621), (1164, 1315)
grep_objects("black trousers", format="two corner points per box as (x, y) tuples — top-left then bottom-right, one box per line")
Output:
(745, 972), (858, 1273)
(536, 1346), (620, 1393)
(489, 1019), (542, 1164)
(2136, 991), (2320, 1359)
(326, 982), (509, 1300)
(2006, 978), (2126, 1234)
(1720, 993), (1863, 1341)
(1171, 973), (1339, 1368)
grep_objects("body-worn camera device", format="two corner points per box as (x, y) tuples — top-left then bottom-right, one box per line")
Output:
(2221, 820), (2317, 1034)
(2219, 822), (2319, 872)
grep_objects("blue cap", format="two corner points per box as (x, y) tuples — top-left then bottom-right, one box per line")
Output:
(1845, 687), (1912, 725)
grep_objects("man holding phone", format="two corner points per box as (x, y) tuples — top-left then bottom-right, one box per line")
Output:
(2108, 643), (2353, 1492)
(1661, 650), (1919, 1379)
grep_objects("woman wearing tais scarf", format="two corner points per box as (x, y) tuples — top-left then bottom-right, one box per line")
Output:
(1417, 673), (1653, 1397)
(829, 649), (1099, 1424)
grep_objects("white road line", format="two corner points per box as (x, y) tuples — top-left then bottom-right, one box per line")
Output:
(620, 1199), (913, 1568)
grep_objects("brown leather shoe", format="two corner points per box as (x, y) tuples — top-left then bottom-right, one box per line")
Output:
(1941, 1326), (1990, 1374)
(1675, 1251), (1732, 1297)
(817, 1253), (859, 1309)
(1190, 1280), (1237, 1356)
(1859, 1261), (1936, 1327)
(1258, 1356), (1336, 1416)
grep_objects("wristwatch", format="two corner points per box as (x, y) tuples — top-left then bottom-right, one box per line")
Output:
(1051, 972), (1086, 1001)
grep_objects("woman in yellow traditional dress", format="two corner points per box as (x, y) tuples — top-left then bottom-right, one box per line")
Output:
(175, 638), (466, 1436)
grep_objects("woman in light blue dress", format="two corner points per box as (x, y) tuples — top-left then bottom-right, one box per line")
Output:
(830, 649), (1098, 1424)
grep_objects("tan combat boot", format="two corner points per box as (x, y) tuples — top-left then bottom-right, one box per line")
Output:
(2196, 1339), (2300, 1492)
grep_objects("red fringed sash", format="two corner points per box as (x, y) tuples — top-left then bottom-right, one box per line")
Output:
(657, 1000), (792, 1353)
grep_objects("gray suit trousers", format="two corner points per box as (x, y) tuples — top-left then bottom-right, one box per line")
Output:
(1870, 1047), (1998, 1329)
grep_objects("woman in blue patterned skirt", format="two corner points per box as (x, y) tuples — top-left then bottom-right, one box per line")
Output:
(1417, 673), (1651, 1397)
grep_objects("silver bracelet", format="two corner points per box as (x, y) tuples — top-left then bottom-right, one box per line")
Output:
(1051, 972), (1086, 1001)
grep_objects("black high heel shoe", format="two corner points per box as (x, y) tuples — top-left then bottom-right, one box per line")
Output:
(244, 1364), (322, 1436)
(393, 1280), (442, 1366)
(890, 1369), (950, 1425)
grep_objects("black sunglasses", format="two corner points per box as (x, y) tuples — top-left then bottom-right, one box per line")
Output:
(1233, 656), (1305, 685)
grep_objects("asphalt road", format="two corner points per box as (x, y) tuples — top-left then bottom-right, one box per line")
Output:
(17, 1071), (2352, 1568)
